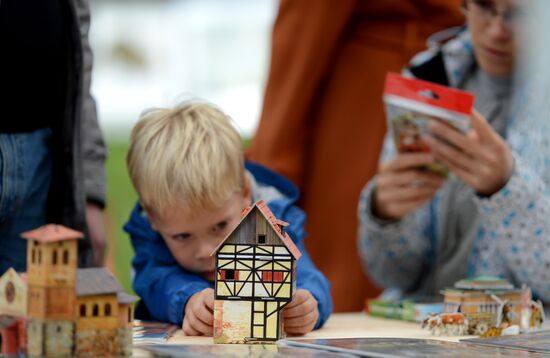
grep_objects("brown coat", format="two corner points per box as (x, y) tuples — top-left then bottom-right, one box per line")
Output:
(248, 0), (464, 311)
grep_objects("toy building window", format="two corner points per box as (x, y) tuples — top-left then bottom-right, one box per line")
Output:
(225, 269), (235, 280)
(262, 271), (272, 282)
(128, 308), (132, 323)
(63, 250), (69, 265)
(32, 249), (36, 264)
(105, 303), (111, 316)
(263, 271), (284, 282)
(258, 234), (266, 244)
(52, 251), (58, 265)
(93, 304), (99, 317)
(273, 271), (284, 283)
(221, 269), (239, 281)
(5, 282), (15, 303)
(80, 304), (86, 317)
(57, 326), (61, 333)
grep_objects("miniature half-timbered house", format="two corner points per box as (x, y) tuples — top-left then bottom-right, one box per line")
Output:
(0, 268), (27, 356)
(212, 200), (302, 344)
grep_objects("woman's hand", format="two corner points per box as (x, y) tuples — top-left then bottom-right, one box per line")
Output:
(373, 153), (446, 220)
(425, 110), (514, 196)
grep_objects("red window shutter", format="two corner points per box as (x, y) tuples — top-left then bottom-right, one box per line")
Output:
(220, 270), (225, 280)
(235, 270), (240, 281)
(274, 271), (283, 283)
(262, 271), (273, 282)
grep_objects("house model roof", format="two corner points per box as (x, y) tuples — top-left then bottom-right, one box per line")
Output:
(211, 200), (302, 259)
(117, 291), (139, 304)
(20, 224), (83, 243)
(76, 268), (123, 297)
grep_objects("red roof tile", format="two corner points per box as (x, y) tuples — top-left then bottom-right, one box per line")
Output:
(20, 224), (83, 243)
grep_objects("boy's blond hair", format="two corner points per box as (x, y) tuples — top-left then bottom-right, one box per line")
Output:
(127, 102), (245, 217)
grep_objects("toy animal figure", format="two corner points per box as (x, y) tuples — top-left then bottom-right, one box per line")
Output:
(530, 300), (545, 329)
(421, 313), (441, 332)
(421, 313), (468, 336)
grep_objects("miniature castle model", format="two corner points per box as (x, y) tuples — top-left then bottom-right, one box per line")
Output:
(212, 200), (301, 344)
(443, 276), (534, 330)
(423, 276), (544, 336)
(75, 268), (136, 357)
(0, 224), (136, 357)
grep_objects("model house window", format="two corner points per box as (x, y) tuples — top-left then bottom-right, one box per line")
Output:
(220, 269), (238, 281)
(258, 234), (266, 244)
(262, 271), (272, 282)
(93, 304), (99, 317)
(128, 308), (132, 323)
(273, 271), (284, 282)
(52, 251), (58, 265)
(80, 304), (87, 317)
(32, 249), (36, 264)
(262, 271), (284, 282)
(105, 303), (111, 316)
(63, 250), (69, 265)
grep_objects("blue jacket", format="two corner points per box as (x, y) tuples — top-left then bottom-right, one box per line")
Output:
(124, 161), (332, 328)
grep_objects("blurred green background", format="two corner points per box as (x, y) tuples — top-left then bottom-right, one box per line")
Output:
(106, 140), (137, 294)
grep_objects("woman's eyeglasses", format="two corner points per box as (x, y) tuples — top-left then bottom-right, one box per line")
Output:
(464, 0), (526, 31)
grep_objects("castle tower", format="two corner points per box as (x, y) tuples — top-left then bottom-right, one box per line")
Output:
(21, 224), (83, 357)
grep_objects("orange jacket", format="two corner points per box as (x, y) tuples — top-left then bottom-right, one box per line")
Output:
(248, 0), (464, 312)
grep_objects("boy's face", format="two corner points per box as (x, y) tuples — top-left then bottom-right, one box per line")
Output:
(149, 180), (252, 282)
(465, 0), (526, 77)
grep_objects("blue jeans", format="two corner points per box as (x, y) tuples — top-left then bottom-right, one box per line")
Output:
(0, 128), (52, 274)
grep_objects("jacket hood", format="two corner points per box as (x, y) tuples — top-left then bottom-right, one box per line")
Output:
(407, 26), (475, 88)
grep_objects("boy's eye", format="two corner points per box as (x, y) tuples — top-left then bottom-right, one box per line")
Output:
(173, 233), (191, 241)
(213, 221), (227, 232)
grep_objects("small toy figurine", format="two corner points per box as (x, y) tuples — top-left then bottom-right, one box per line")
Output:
(421, 313), (468, 336)
(212, 201), (301, 344)
(530, 300), (545, 330)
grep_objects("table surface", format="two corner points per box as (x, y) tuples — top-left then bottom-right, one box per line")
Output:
(132, 312), (550, 356)
(166, 312), (470, 344)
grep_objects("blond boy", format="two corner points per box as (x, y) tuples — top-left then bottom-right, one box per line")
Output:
(125, 102), (332, 335)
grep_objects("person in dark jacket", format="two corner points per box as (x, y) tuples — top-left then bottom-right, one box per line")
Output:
(124, 102), (332, 335)
(0, 0), (107, 273)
